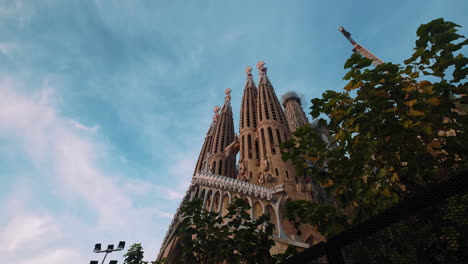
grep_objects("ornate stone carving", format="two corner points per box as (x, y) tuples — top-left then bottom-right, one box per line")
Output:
(260, 156), (269, 172)
(203, 152), (212, 173)
(256, 61), (265, 70)
(238, 159), (247, 180)
(192, 172), (282, 201)
(258, 172), (272, 184)
(258, 172), (264, 184)
(245, 66), (252, 74)
(245, 66), (253, 78)
(225, 88), (232, 103)
(213, 106), (220, 122)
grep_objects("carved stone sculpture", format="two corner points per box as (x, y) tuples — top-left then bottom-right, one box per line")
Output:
(245, 66), (252, 76)
(261, 156), (269, 172)
(225, 88), (232, 103)
(258, 173), (264, 184)
(238, 159), (247, 179)
(256, 61), (265, 70)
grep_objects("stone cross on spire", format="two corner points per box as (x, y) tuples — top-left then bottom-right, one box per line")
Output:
(225, 88), (232, 103)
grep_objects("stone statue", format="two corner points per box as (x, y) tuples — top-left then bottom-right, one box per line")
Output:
(204, 152), (213, 172)
(261, 156), (269, 172)
(238, 159), (247, 176)
(258, 172), (265, 184)
(258, 172), (272, 184)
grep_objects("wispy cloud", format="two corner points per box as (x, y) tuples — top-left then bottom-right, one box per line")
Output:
(2, 214), (60, 252)
(0, 79), (182, 262)
(1, 1), (466, 263)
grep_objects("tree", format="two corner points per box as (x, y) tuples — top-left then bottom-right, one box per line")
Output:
(282, 18), (467, 236)
(177, 198), (276, 264)
(123, 243), (145, 264)
(123, 243), (163, 264)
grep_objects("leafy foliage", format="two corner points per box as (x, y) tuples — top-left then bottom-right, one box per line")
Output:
(123, 243), (145, 264)
(282, 18), (467, 235)
(123, 243), (163, 264)
(284, 200), (348, 237)
(177, 198), (275, 264)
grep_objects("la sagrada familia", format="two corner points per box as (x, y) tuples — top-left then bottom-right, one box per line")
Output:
(156, 61), (331, 263)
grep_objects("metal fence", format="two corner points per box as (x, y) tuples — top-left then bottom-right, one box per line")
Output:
(282, 170), (468, 264)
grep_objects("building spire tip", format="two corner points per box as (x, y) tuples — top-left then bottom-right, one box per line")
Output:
(224, 88), (232, 103)
(245, 66), (253, 79)
(256, 61), (267, 75)
(213, 106), (220, 122)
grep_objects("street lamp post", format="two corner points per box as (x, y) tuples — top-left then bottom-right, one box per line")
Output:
(90, 241), (125, 264)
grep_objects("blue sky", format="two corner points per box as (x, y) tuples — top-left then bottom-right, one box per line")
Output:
(0, 0), (466, 263)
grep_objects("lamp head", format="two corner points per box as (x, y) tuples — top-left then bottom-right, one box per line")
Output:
(107, 244), (114, 251)
(93, 243), (101, 252)
(118, 241), (125, 250)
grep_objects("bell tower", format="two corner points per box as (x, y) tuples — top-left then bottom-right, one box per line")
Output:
(254, 61), (296, 189)
(238, 66), (260, 182)
(207, 89), (237, 178)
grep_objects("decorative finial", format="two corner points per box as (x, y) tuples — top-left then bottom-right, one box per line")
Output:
(256, 61), (265, 70)
(256, 61), (267, 75)
(225, 88), (232, 103)
(213, 106), (220, 122)
(245, 66), (253, 79)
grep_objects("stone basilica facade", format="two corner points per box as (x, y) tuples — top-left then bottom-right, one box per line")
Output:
(156, 62), (326, 263)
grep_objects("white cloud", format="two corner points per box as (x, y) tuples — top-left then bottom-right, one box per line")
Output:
(17, 249), (86, 264)
(0, 78), (182, 261)
(0, 79), (131, 225)
(69, 120), (100, 133)
(1, 214), (60, 252)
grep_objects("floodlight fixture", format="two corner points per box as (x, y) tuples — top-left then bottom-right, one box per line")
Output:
(94, 243), (101, 252)
(90, 261), (99, 264)
(91, 241), (125, 264)
(118, 241), (125, 250)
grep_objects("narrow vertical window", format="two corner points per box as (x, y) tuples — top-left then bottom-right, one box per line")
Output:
(276, 129), (283, 154)
(247, 134), (253, 159)
(261, 128), (267, 155)
(241, 135), (245, 160)
(268, 127), (276, 154)
(255, 139), (260, 159)
(218, 160), (223, 175)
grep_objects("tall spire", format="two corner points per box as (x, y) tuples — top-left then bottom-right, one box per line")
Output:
(281, 91), (309, 133)
(208, 89), (237, 178)
(256, 61), (288, 127)
(238, 66), (260, 182)
(193, 106), (219, 175)
(255, 61), (296, 189)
